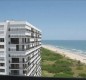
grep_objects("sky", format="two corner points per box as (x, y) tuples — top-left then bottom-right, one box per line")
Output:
(0, 0), (86, 40)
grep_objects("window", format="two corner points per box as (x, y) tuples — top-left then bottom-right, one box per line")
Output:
(11, 38), (19, 44)
(11, 70), (19, 75)
(0, 45), (4, 48)
(0, 38), (4, 42)
(11, 64), (19, 69)
(8, 35), (10, 37)
(16, 45), (24, 51)
(0, 69), (5, 72)
(22, 58), (24, 63)
(22, 45), (24, 51)
(22, 38), (24, 43)
(16, 45), (19, 51)
(8, 28), (10, 31)
(23, 70), (26, 74)
(25, 38), (26, 43)
(9, 54), (10, 57)
(12, 58), (19, 63)
(0, 57), (4, 61)
(0, 63), (4, 66)
(8, 48), (10, 51)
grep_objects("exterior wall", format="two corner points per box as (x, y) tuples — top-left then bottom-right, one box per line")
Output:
(0, 23), (6, 75)
(0, 20), (41, 76)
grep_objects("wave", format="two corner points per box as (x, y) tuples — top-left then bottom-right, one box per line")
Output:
(43, 43), (86, 57)
(55, 45), (86, 57)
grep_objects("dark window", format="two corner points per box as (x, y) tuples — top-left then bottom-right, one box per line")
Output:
(23, 70), (26, 74)
(9, 54), (10, 57)
(12, 58), (19, 63)
(11, 38), (19, 44)
(0, 38), (4, 42)
(28, 62), (30, 65)
(11, 70), (19, 75)
(0, 45), (4, 48)
(0, 63), (4, 66)
(22, 38), (24, 43)
(25, 38), (26, 43)
(8, 48), (10, 51)
(22, 45), (24, 51)
(8, 42), (10, 44)
(8, 35), (10, 37)
(11, 64), (19, 69)
(0, 69), (5, 72)
(16, 45), (24, 51)
(8, 28), (10, 31)
(22, 58), (24, 63)
(16, 45), (19, 51)
(23, 64), (26, 69)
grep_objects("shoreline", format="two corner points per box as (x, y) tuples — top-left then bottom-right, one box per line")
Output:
(42, 45), (86, 64)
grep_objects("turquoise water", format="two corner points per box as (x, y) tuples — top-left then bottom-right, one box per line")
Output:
(42, 40), (86, 55)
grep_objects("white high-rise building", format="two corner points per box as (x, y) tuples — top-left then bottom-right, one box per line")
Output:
(0, 20), (41, 76)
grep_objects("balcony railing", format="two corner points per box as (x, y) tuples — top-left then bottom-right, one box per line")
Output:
(9, 61), (25, 63)
(9, 66), (19, 69)
(9, 48), (25, 51)
(9, 66), (25, 69)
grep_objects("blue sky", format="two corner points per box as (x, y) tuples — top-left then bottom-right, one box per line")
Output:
(0, 0), (86, 40)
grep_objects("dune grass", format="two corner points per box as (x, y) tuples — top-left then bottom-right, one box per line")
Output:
(41, 47), (86, 78)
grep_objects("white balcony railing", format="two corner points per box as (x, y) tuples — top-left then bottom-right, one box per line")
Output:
(25, 32), (31, 36)
(25, 26), (31, 30)
(0, 49), (4, 51)
(29, 54), (38, 63)
(30, 38), (34, 42)
(27, 65), (36, 76)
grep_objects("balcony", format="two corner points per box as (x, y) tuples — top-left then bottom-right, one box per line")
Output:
(10, 70), (19, 75)
(25, 45), (41, 55)
(38, 39), (41, 41)
(25, 32), (31, 36)
(27, 65), (36, 76)
(0, 49), (4, 51)
(9, 28), (25, 31)
(9, 66), (25, 70)
(29, 54), (38, 63)
(10, 34), (26, 37)
(25, 26), (31, 30)
(9, 51), (25, 57)
(10, 64), (20, 69)
(10, 38), (19, 44)
(30, 38), (34, 42)
(9, 61), (25, 64)
(9, 67), (19, 69)
(9, 48), (25, 51)
(33, 56), (41, 65)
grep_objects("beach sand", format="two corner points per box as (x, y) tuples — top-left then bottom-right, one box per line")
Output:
(42, 45), (86, 64)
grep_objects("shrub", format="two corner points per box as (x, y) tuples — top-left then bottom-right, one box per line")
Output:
(41, 48), (63, 61)
(76, 66), (83, 70)
(64, 71), (74, 75)
(54, 73), (73, 78)
(42, 63), (72, 73)
(55, 60), (72, 67)
(79, 73), (86, 78)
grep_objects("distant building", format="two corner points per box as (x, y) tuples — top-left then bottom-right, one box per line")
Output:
(0, 20), (41, 76)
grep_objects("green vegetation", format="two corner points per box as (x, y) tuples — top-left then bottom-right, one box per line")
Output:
(41, 48), (86, 78)
(79, 73), (86, 78)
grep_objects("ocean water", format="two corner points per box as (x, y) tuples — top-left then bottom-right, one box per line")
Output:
(42, 40), (86, 55)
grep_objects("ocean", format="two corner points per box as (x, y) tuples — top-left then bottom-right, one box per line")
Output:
(42, 40), (86, 55)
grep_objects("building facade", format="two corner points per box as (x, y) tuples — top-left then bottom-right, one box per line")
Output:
(0, 20), (41, 76)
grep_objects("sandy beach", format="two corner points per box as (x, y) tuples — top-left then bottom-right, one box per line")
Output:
(42, 45), (86, 64)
